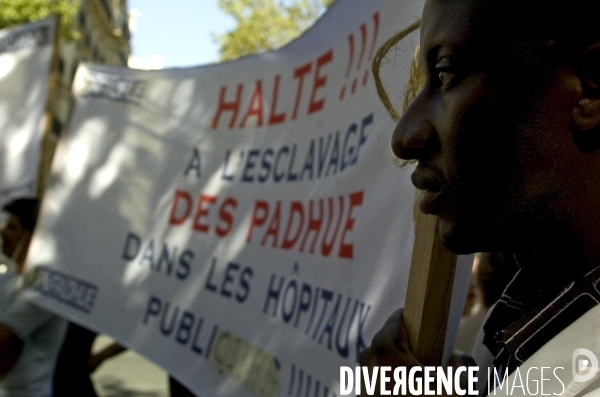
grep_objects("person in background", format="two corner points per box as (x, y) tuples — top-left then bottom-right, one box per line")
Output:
(52, 323), (127, 397)
(453, 253), (519, 355)
(452, 254), (484, 355)
(53, 333), (197, 397)
(169, 376), (198, 397)
(0, 198), (67, 396)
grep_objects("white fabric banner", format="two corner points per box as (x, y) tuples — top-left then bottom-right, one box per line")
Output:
(0, 17), (55, 207)
(26, 1), (431, 396)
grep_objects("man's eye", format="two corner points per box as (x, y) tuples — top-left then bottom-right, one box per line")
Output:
(437, 70), (456, 89)
(434, 57), (456, 90)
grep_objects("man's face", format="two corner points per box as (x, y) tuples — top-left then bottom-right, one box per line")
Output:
(1, 214), (25, 259)
(392, 0), (581, 253)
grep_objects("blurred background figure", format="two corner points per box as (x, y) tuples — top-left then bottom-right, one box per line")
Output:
(169, 376), (197, 397)
(53, 323), (100, 397)
(53, 329), (197, 397)
(1, 198), (37, 273)
(0, 198), (67, 396)
(453, 253), (485, 354)
(53, 323), (126, 397)
(454, 252), (519, 355)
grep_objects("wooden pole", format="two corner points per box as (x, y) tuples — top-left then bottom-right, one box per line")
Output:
(37, 14), (61, 198)
(403, 196), (458, 366)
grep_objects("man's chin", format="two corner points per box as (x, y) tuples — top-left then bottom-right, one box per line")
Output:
(437, 221), (480, 255)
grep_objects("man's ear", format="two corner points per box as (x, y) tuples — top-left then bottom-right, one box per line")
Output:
(573, 43), (600, 131)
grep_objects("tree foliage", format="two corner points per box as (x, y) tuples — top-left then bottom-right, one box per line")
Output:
(215, 0), (335, 61)
(0, 0), (81, 41)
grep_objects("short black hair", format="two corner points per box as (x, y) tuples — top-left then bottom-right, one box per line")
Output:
(3, 198), (40, 232)
(465, 0), (600, 147)
(476, 0), (600, 87)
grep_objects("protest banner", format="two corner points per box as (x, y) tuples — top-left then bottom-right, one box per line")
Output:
(0, 17), (56, 207)
(24, 1), (471, 395)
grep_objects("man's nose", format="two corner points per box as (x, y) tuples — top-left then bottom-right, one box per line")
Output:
(391, 95), (437, 161)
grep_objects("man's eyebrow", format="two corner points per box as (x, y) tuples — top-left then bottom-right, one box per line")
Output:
(425, 41), (468, 68)
(425, 43), (447, 67)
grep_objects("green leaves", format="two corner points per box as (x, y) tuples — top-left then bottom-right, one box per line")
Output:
(0, 0), (80, 41)
(215, 0), (334, 62)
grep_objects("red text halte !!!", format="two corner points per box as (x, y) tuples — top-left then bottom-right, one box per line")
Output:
(211, 50), (333, 130)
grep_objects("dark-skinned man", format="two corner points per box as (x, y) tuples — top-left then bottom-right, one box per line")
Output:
(360, 0), (600, 395)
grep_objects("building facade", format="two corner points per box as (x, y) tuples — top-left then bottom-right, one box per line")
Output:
(36, 0), (132, 191)
(52, 0), (132, 137)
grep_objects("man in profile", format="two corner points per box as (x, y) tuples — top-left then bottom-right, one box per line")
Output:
(0, 198), (67, 396)
(360, 0), (600, 394)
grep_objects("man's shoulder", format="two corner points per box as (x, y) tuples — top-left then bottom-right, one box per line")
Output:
(486, 305), (600, 397)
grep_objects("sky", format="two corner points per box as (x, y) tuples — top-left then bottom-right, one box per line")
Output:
(128, 0), (236, 68)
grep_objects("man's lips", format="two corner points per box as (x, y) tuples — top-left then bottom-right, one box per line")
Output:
(411, 167), (444, 214)
(410, 168), (442, 193)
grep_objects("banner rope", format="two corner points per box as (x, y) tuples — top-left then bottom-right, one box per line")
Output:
(371, 19), (423, 166)
(372, 22), (458, 365)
